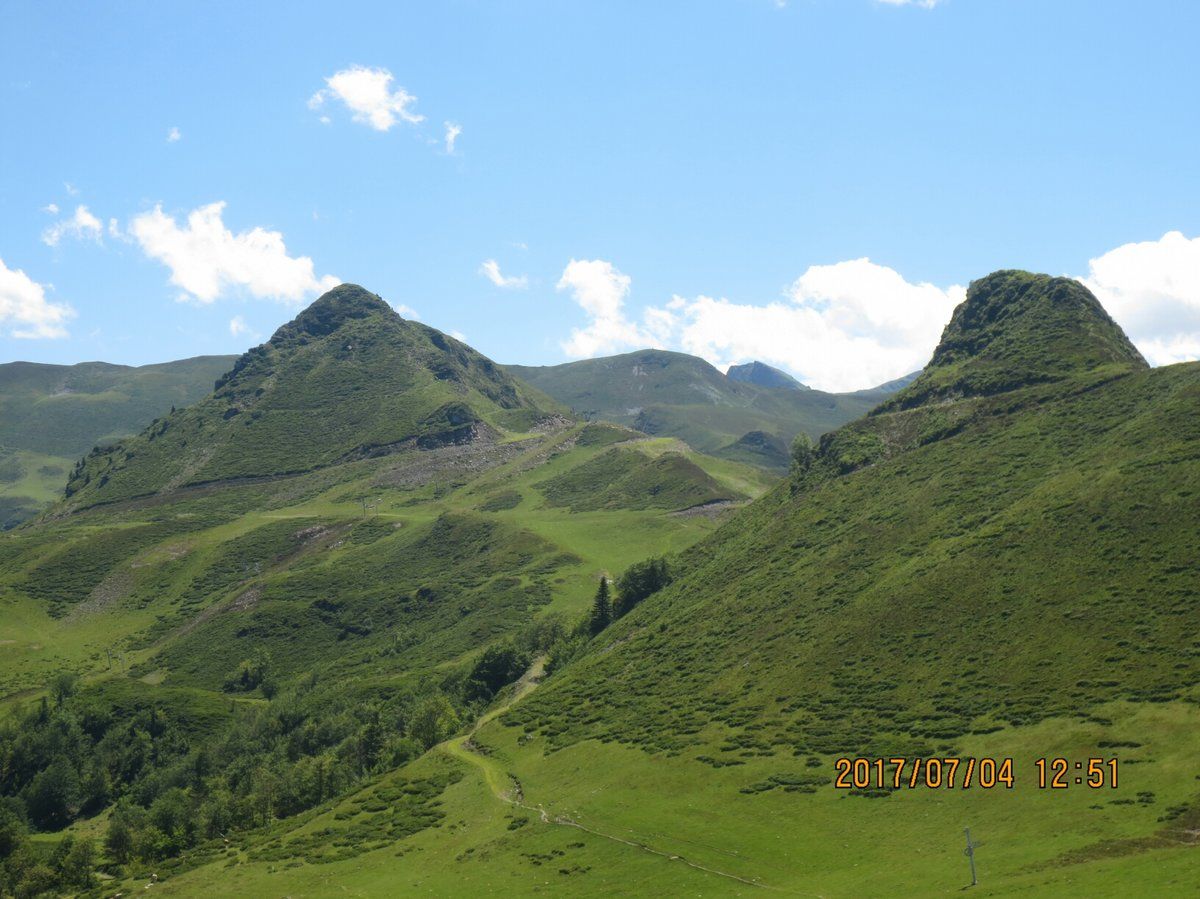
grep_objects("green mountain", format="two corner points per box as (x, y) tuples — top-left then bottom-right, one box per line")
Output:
(507, 349), (885, 471)
(0, 285), (774, 896)
(881, 270), (1148, 411)
(0, 355), (236, 528)
(63, 285), (559, 510)
(725, 360), (808, 390)
(3, 272), (1197, 897)
(857, 369), (919, 394)
(518, 273), (1184, 746)
(488, 271), (1200, 894)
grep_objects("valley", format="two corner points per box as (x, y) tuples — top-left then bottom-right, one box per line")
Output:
(1, 276), (1197, 897)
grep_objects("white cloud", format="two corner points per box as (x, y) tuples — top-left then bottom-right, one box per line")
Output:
(129, 201), (339, 304)
(1079, 230), (1200, 366)
(557, 259), (653, 357)
(480, 259), (528, 290)
(64, 182), (79, 196)
(444, 121), (462, 154)
(229, 315), (250, 337)
(391, 302), (419, 319)
(167, 126), (182, 143)
(877, 0), (944, 8)
(450, 329), (468, 342)
(643, 259), (964, 392)
(310, 66), (423, 131)
(551, 232), (1200, 390)
(553, 257), (961, 391)
(42, 205), (103, 247)
(0, 258), (74, 338)
(41, 203), (59, 215)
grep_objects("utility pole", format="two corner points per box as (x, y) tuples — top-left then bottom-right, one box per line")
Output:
(963, 828), (978, 887)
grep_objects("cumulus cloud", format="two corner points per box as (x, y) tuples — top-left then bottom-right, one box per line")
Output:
(391, 302), (420, 319)
(644, 259), (964, 392)
(41, 203), (59, 215)
(552, 235), (1200, 392)
(129, 202), (339, 304)
(554, 257), (962, 391)
(557, 259), (654, 357)
(228, 315), (250, 337)
(444, 121), (462, 154)
(1080, 231), (1200, 366)
(167, 126), (182, 143)
(480, 259), (528, 290)
(42, 205), (103, 247)
(310, 66), (423, 131)
(0, 258), (74, 338)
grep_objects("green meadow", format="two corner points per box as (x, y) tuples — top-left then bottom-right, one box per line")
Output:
(2, 276), (1197, 896)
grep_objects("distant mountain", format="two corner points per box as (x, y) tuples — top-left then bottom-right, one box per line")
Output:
(64, 284), (559, 509)
(726, 360), (809, 390)
(713, 428), (791, 470)
(507, 349), (885, 471)
(857, 369), (919, 394)
(0, 355), (235, 527)
(0, 356), (238, 458)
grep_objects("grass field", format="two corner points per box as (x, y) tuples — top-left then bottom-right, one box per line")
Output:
(3, 277), (1197, 897)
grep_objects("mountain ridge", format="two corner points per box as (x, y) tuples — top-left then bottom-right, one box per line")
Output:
(62, 284), (560, 510)
(2, 269), (1198, 896)
(882, 270), (1147, 412)
(507, 349), (889, 469)
(0, 354), (238, 527)
(726, 360), (809, 390)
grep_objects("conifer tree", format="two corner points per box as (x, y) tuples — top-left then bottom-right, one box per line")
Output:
(589, 577), (612, 635)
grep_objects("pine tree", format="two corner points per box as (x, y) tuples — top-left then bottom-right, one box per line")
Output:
(589, 577), (612, 635)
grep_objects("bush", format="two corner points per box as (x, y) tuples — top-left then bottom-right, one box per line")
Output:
(789, 433), (815, 473)
(613, 558), (672, 619)
(464, 644), (531, 703)
(408, 694), (460, 750)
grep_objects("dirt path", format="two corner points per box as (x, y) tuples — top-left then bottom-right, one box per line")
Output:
(438, 657), (788, 893)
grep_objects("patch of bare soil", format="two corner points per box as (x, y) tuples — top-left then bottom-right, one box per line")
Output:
(372, 431), (532, 489)
(228, 586), (261, 613)
(670, 499), (743, 518)
(65, 566), (134, 622)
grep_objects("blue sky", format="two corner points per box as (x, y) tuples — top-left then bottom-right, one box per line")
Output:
(2, 0), (1198, 391)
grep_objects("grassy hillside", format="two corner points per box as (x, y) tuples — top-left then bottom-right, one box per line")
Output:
(130, 271), (1196, 897)
(0, 356), (235, 527)
(62, 285), (559, 510)
(0, 287), (772, 897)
(3, 272), (1196, 897)
(486, 273), (1200, 894)
(881, 270), (1147, 411)
(508, 349), (885, 470)
(0, 357), (238, 459)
